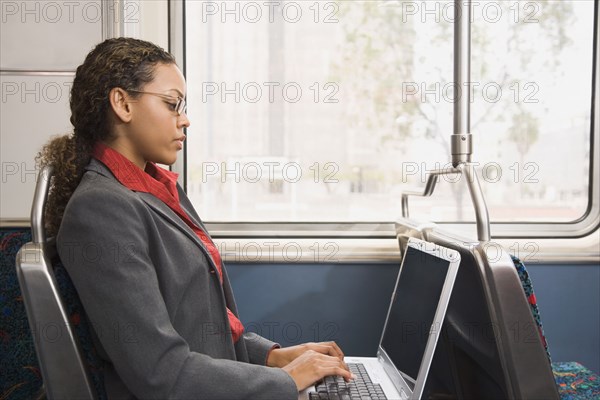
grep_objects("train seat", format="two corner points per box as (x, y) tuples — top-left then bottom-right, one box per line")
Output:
(1, 228), (43, 399)
(1, 227), (108, 400)
(9, 166), (106, 400)
(511, 255), (600, 399)
(396, 219), (600, 399)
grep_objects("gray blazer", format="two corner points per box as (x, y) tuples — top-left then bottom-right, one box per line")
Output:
(57, 158), (298, 399)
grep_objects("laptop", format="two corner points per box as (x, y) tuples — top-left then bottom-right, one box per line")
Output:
(299, 237), (461, 400)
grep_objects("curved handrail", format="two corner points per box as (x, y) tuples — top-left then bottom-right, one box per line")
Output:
(400, 0), (492, 242)
(401, 163), (490, 242)
(31, 165), (53, 244)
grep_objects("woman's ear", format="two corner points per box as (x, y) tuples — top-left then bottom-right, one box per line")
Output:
(108, 87), (133, 123)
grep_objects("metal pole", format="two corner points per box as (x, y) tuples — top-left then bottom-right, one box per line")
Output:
(452, 0), (473, 167)
(460, 164), (491, 241)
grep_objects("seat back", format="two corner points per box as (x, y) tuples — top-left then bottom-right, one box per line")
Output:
(15, 166), (97, 400)
(510, 255), (552, 363)
(1, 228), (44, 399)
(395, 220), (560, 400)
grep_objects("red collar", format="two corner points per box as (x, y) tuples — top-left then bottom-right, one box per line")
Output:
(92, 142), (180, 204)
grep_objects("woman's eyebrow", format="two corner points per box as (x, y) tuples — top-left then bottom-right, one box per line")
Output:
(167, 88), (185, 97)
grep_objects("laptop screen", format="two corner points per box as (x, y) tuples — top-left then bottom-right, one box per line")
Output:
(380, 245), (451, 384)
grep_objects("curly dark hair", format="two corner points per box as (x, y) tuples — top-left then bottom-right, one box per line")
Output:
(37, 37), (176, 237)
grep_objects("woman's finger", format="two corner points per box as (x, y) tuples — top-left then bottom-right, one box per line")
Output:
(310, 342), (344, 360)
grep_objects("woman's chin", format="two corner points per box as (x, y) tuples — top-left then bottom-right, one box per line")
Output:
(156, 154), (178, 166)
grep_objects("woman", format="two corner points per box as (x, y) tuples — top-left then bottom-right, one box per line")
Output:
(38, 37), (353, 399)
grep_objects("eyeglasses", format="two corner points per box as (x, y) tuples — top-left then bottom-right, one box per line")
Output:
(127, 90), (187, 115)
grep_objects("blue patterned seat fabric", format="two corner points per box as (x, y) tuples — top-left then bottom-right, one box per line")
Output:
(510, 255), (600, 399)
(552, 361), (600, 400)
(1, 229), (42, 400)
(1, 228), (107, 400)
(511, 255), (552, 362)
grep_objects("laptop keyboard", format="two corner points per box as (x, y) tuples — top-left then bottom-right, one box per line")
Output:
(308, 363), (388, 400)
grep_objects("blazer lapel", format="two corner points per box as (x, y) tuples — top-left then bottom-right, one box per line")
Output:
(137, 193), (207, 253)
(176, 185), (204, 228)
(85, 158), (218, 270)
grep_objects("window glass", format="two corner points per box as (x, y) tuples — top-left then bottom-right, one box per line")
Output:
(185, 0), (594, 222)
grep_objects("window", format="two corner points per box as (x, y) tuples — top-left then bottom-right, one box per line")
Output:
(184, 0), (595, 224)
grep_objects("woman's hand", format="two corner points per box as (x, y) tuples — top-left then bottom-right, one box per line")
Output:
(280, 350), (355, 392)
(267, 341), (346, 368)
